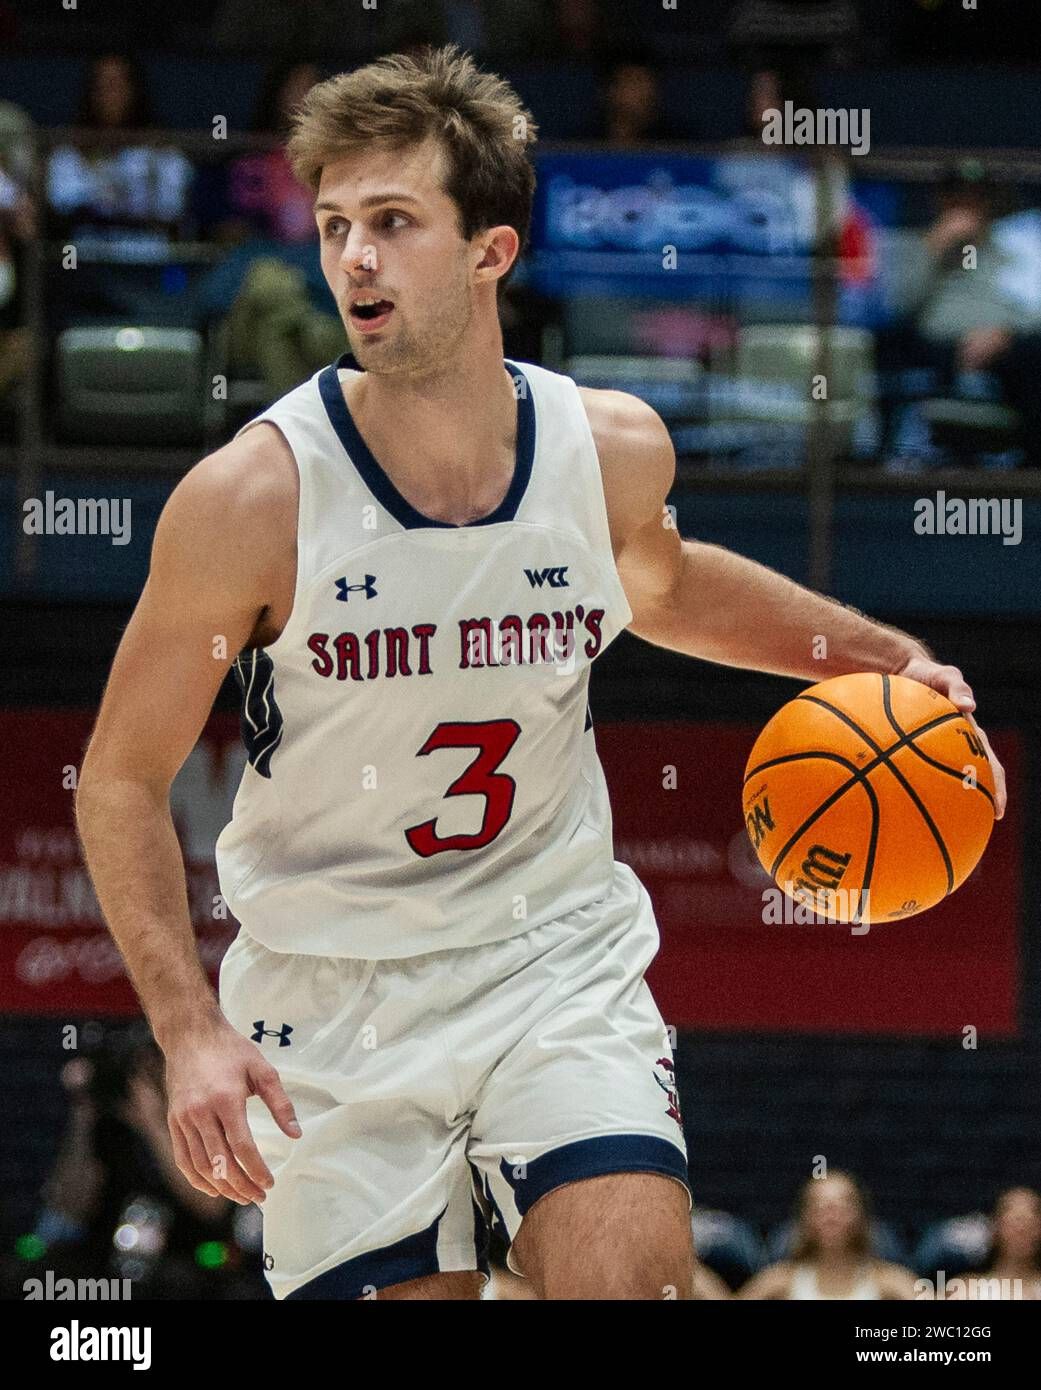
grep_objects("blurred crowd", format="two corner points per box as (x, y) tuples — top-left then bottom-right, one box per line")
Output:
(4, 1027), (1038, 1301)
(2, 1028), (267, 1299)
(488, 1171), (1041, 1300)
(2, 5), (1040, 466)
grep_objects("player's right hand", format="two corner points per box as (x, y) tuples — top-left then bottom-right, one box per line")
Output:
(162, 1017), (301, 1205)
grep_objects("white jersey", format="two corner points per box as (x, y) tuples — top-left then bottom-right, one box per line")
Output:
(214, 355), (634, 959)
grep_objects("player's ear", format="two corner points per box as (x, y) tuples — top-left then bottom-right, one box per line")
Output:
(473, 225), (519, 286)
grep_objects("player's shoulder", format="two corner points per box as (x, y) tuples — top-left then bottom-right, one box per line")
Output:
(164, 422), (298, 533)
(576, 384), (673, 454)
(513, 361), (672, 458)
(575, 386), (676, 522)
(151, 422), (298, 597)
(575, 386), (675, 478)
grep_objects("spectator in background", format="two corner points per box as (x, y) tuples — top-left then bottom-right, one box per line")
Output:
(0, 99), (33, 188)
(738, 67), (798, 146)
(948, 1188), (1041, 1300)
(20, 1030), (264, 1299)
(738, 1173), (917, 1300)
(48, 54), (193, 246)
(46, 54), (196, 327)
(718, 67), (876, 291)
(195, 60), (343, 399)
(596, 51), (680, 146)
(880, 170), (1041, 466)
(887, 174), (1041, 366)
(204, 61), (322, 248)
(554, 0), (600, 57)
(0, 100), (34, 421)
(554, 0), (658, 61)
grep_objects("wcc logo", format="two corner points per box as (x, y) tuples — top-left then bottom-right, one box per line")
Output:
(251, 1021), (293, 1047)
(524, 566), (569, 589)
(335, 574), (377, 601)
(654, 1057), (682, 1128)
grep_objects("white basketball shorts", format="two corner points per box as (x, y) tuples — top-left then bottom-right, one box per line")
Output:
(218, 860), (690, 1299)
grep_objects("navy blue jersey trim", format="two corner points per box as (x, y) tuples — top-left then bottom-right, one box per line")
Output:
(472, 1161), (509, 1242)
(584, 703), (593, 732)
(499, 1135), (690, 1218)
(286, 1209), (444, 1300)
(233, 648), (283, 779)
(472, 1197), (490, 1270)
(284, 1206), (489, 1299)
(318, 353), (536, 531)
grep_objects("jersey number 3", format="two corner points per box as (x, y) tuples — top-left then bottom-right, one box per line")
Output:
(405, 720), (520, 857)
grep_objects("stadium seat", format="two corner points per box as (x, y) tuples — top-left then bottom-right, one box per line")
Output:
(714, 323), (877, 454)
(691, 1207), (766, 1291)
(563, 296), (707, 358)
(56, 326), (206, 446)
(564, 354), (704, 423)
(200, 319), (274, 447)
(920, 398), (1022, 458)
(913, 1214), (992, 1278)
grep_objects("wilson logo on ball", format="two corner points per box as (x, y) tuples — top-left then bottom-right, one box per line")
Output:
(792, 844), (852, 896)
(745, 797), (775, 849)
(742, 672), (996, 925)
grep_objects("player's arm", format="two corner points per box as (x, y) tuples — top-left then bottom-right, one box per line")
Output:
(583, 387), (1006, 818)
(75, 425), (302, 1205)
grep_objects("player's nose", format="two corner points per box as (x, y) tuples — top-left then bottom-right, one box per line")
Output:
(340, 230), (379, 276)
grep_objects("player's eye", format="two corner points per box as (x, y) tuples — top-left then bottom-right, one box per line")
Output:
(382, 211), (410, 230)
(321, 217), (347, 239)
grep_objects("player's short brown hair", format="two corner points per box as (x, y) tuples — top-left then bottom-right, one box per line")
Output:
(286, 45), (538, 285)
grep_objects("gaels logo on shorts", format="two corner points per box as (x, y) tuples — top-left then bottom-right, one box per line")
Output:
(654, 1057), (683, 1128)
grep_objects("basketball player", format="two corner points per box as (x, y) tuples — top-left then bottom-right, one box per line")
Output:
(75, 47), (1006, 1301)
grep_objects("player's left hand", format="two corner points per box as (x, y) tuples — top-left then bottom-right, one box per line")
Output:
(895, 655), (1006, 820)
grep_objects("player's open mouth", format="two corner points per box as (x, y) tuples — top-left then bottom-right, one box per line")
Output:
(349, 298), (395, 332)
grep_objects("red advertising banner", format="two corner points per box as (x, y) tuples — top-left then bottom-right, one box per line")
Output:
(596, 721), (1023, 1038)
(0, 711), (1023, 1036)
(1, 710), (243, 1015)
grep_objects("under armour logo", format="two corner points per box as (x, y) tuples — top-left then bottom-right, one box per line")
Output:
(251, 1021), (293, 1047)
(335, 574), (377, 601)
(524, 566), (569, 589)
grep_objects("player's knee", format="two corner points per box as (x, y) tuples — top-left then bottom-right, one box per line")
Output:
(532, 1238), (695, 1300)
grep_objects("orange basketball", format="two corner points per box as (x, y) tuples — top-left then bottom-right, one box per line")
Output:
(742, 672), (996, 925)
